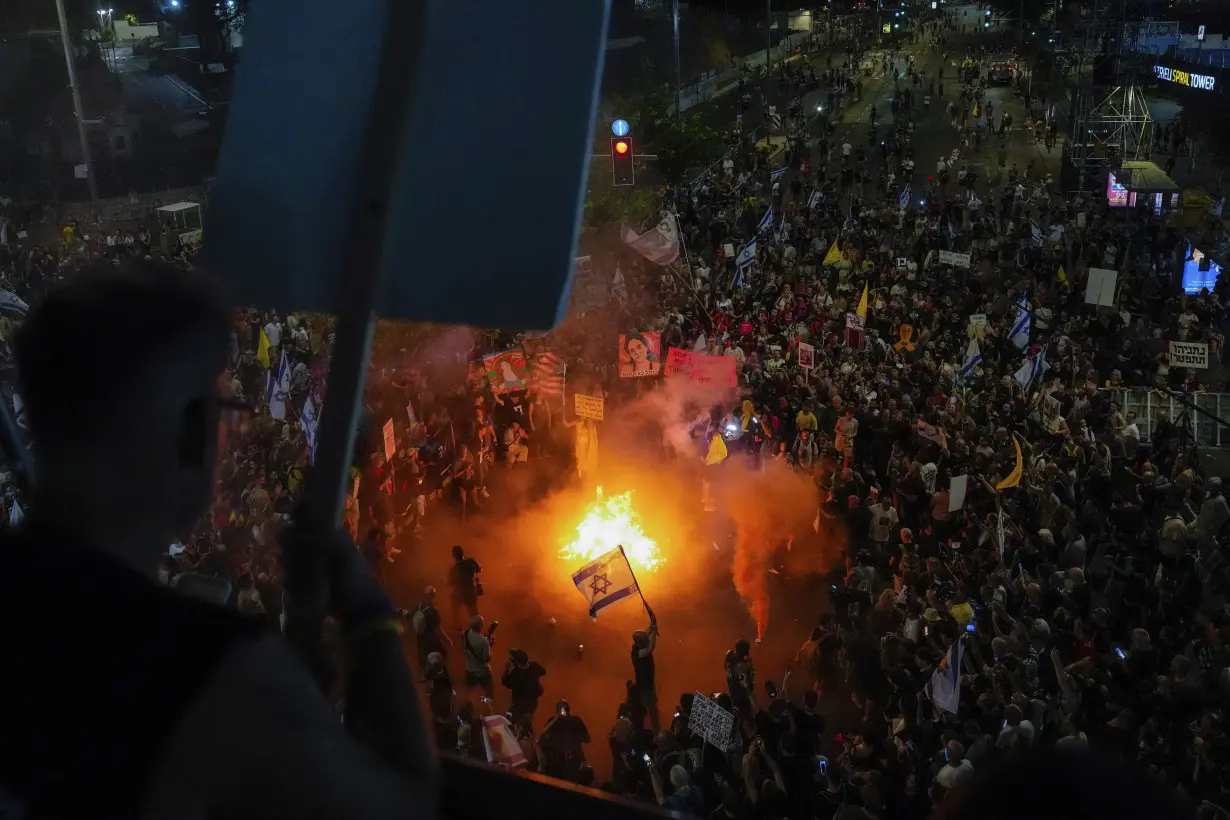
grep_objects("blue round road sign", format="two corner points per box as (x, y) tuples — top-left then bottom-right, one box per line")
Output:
(611, 119), (630, 137)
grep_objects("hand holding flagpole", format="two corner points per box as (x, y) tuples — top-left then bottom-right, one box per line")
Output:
(618, 544), (659, 636)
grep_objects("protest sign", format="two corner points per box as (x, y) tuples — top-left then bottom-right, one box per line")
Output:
(938, 250), (971, 268)
(692, 355), (738, 388)
(1085, 267), (1118, 307)
(574, 393), (605, 421)
(689, 691), (735, 749)
(664, 347), (694, 377)
(383, 418), (396, 462)
(483, 349), (530, 394)
(1169, 341), (1209, 369)
(618, 331), (662, 378)
(797, 341), (815, 370)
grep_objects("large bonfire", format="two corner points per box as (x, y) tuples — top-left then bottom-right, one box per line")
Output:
(559, 486), (663, 572)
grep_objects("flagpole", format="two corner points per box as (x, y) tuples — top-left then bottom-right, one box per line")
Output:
(617, 543), (656, 629)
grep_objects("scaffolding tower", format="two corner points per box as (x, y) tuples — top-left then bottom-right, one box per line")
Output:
(1061, 9), (1178, 193)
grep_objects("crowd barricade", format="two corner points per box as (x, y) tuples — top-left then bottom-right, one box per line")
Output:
(1100, 388), (1230, 447)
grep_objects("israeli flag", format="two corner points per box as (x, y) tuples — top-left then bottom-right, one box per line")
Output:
(0, 289), (29, 315)
(732, 239), (757, 288)
(899, 184), (912, 211)
(9, 501), (23, 527)
(961, 338), (982, 382)
(757, 206), (774, 234)
(571, 547), (640, 617)
(300, 395), (319, 463)
(770, 166), (788, 182)
(1008, 294), (1031, 352)
(925, 639), (964, 715)
(266, 351), (291, 421)
(1030, 220), (1043, 248)
(807, 189), (823, 209)
(1014, 345), (1049, 390)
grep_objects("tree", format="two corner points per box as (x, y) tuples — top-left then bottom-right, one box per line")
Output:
(582, 162), (661, 234)
(611, 83), (727, 184)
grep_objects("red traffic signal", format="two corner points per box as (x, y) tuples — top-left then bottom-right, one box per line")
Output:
(611, 137), (635, 186)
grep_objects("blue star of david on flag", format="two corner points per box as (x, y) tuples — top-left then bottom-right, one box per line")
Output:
(571, 547), (640, 617)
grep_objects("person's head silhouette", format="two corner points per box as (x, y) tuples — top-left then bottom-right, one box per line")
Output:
(15, 260), (234, 578)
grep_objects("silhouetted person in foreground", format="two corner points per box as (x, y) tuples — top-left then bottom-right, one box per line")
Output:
(0, 262), (435, 818)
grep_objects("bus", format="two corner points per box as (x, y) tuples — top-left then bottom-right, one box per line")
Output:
(987, 56), (1018, 85)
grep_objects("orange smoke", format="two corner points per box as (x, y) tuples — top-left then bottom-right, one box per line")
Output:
(719, 458), (844, 641)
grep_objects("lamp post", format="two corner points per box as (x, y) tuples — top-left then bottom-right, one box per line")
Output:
(55, 0), (98, 202)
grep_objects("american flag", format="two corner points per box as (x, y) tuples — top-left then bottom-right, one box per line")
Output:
(530, 350), (566, 397)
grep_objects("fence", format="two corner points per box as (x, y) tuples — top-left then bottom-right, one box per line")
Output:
(1102, 389), (1230, 447)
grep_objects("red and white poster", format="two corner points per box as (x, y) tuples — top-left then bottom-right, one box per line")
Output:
(618, 331), (662, 378)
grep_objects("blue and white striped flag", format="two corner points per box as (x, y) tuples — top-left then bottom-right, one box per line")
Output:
(757, 206), (774, 234)
(899, 184), (912, 211)
(1008, 294), (1031, 352)
(961, 337), (982, 382)
(1030, 220), (1043, 248)
(807, 189), (823, 208)
(732, 239), (757, 288)
(1014, 345), (1048, 390)
(571, 547), (640, 617)
(925, 639), (964, 715)
(266, 351), (291, 422)
(770, 166), (788, 182)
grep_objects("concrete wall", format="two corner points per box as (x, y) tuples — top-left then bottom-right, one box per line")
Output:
(113, 20), (160, 43)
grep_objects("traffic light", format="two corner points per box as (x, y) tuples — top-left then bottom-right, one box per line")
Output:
(611, 137), (635, 186)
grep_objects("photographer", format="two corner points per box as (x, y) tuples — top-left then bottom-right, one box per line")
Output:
(501, 648), (546, 725)
(540, 699), (590, 783)
(461, 615), (497, 701)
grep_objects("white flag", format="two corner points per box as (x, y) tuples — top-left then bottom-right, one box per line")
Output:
(621, 213), (680, 266)
(926, 640), (964, 715)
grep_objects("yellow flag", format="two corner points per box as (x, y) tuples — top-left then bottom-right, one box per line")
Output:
(1056, 265), (1068, 284)
(705, 433), (728, 466)
(995, 435), (1023, 491)
(823, 240), (844, 266)
(855, 282), (869, 321)
(256, 329), (272, 369)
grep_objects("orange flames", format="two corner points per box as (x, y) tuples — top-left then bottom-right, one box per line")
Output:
(559, 486), (663, 572)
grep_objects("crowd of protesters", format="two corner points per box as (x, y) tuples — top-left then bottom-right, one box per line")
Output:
(0, 10), (1228, 820)
(398, 19), (1230, 820)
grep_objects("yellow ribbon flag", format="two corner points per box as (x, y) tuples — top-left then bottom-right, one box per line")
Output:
(823, 240), (845, 266)
(575, 419), (599, 479)
(995, 435), (1024, 491)
(705, 433), (728, 465)
(256, 328), (272, 369)
(1056, 265), (1068, 284)
(740, 399), (755, 432)
(855, 282), (869, 321)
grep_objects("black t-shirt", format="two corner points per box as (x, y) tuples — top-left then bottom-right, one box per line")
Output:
(631, 647), (656, 690)
(449, 557), (481, 596)
(0, 522), (262, 818)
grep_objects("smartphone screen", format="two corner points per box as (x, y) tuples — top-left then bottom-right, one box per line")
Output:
(1114, 647), (1127, 660)
(966, 622), (976, 633)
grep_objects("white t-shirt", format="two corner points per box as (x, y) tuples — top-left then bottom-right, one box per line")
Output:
(842, 142), (853, 157)
(869, 505), (899, 543)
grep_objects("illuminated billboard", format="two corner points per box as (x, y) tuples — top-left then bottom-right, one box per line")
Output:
(1153, 64), (1217, 92)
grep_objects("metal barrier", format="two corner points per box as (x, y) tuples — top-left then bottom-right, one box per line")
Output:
(1101, 389), (1230, 447)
